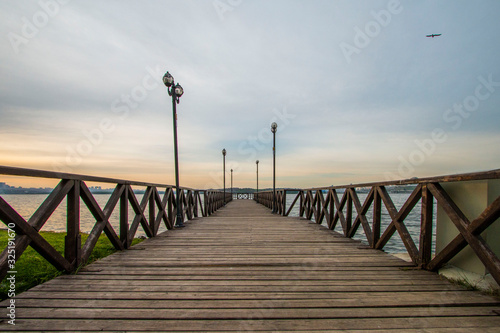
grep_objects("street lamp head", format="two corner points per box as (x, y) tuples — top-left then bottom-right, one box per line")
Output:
(256, 160), (259, 164)
(163, 71), (174, 87)
(271, 122), (278, 133)
(174, 83), (184, 97)
(222, 148), (226, 156)
(231, 169), (233, 172)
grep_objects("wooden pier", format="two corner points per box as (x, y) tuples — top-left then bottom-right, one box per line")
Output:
(2, 199), (499, 332)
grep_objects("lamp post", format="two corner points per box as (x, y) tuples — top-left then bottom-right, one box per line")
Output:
(222, 148), (226, 205)
(231, 169), (233, 200)
(256, 160), (259, 201)
(271, 122), (277, 214)
(163, 71), (185, 228)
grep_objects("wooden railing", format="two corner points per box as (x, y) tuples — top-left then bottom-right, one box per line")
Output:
(0, 166), (229, 281)
(256, 170), (500, 285)
(255, 189), (300, 215)
(254, 191), (274, 209)
(204, 191), (232, 215)
(233, 193), (254, 200)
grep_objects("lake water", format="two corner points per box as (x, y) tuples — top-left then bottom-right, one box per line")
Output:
(284, 191), (437, 254)
(0, 192), (435, 254)
(0, 193), (168, 238)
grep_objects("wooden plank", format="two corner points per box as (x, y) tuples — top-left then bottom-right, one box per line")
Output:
(7, 291), (499, 308)
(4, 328), (500, 333)
(12, 306), (500, 320)
(2, 317), (500, 331)
(32, 284), (462, 293)
(41, 276), (454, 283)
(8, 290), (495, 301)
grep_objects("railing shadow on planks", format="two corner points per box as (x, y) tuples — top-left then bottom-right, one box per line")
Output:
(0, 166), (232, 281)
(255, 169), (500, 286)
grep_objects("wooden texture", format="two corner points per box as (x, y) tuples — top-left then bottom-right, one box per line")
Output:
(1, 200), (499, 331)
(259, 178), (500, 287)
(0, 175), (227, 281)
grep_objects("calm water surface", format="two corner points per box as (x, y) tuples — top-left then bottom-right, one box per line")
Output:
(0, 194), (168, 238)
(284, 191), (437, 254)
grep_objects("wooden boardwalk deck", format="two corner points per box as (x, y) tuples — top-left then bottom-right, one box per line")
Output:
(2, 199), (500, 332)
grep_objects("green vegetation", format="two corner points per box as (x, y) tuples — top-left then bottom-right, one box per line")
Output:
(0, 230), (143, 300)
(440, 274), (500, 297)
(445, 275), (477, 291)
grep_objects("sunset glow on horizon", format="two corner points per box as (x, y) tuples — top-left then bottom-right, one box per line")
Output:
(1, 1), (499, 190)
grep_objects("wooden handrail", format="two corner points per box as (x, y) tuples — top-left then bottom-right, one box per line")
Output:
(306, 168), (500, 191)
(0, 165), (196, 189)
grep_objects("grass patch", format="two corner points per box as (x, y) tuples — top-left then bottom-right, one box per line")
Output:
(440, 274), (500, 297)
(0, 230), (143, 300)
(445, 275), (477, 291)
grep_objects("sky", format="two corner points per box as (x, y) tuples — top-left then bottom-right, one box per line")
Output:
(1, 0), (499, 189)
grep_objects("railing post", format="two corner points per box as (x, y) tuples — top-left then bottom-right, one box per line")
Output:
(305, 191), (312, 220)
(120, 185), (129, 249)
(282, 190), (287, 216)
(65, 180), (81, 270)
(179, 190), (185, 222)
(299, 191), (304, 217)
(327, 189), (334, 228)
(372, 186), (381, 248)
(316, 190), (321, 222)
(185, 190), (192, 220)
(419, 184), (433, 267)
(346, 190), (352, 237)
(194, 190), (199, 218)
(204, 191), (209, 216)
(214, 191), (218, 212)
(149, 186), (156, 236)
(167, 187), (173, 228)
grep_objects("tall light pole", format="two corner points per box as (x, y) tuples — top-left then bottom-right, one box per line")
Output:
(222, 148), (226, 205)
(231, 168), (233, 199)
(163, 71), (184, 228)
(256, 160), (259, 200)
(271, 122), (278, 213)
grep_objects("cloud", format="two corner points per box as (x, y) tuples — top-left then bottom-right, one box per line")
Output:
(1, 1), (499, 189)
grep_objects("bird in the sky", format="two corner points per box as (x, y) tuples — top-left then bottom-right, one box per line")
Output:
(426, 34), (442, 38)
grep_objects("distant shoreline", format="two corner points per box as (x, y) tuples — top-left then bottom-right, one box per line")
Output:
(0, 187), (417, 195)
